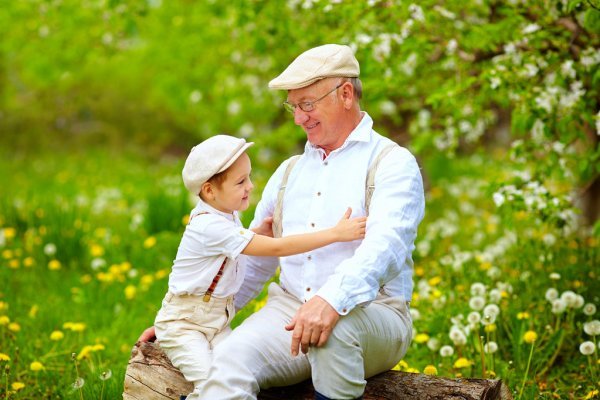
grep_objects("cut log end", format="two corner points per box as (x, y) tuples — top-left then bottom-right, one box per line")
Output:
(123, 342), (513, 400)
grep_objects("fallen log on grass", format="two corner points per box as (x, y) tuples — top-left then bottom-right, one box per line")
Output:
(123, 341), (513, 400)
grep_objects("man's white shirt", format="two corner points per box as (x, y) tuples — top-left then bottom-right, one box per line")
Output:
(236, 112), (425, 314)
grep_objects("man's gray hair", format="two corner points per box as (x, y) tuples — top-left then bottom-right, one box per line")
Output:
(343, 77), (363, 100)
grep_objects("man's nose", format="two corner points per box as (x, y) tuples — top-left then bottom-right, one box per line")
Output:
(294, 107), (309, 125)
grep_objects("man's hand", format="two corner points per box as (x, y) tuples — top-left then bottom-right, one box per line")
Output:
(137, 326), (156, 343)
(285, 296), (340, 356)
(251, 216), (274, 237)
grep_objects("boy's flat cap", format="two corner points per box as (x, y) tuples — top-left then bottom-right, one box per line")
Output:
(268, 44), (359, 90)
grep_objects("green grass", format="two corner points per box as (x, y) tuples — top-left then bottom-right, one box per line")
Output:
(0, 148), (598, 399)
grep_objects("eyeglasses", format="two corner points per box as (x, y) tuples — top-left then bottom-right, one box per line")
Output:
(282, 83), (343, 114)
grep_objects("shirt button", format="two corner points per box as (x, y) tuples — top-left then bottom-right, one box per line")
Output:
(324, 161), (328, 166)
(342, 308), (347, 313)
(307, 255), (312, 260)
(311, 223), (315, 227)
(317, 192), (321, 196)
(306, 287), (311, 292)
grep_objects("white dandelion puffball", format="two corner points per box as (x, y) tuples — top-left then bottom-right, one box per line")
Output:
(440, 345), (454, 357)
(583, 303), (597, 316)
(468, 311), (481, 325)
(560, 290), (577, 307)
(551, 298), (567, 314)
(470, 282), (486, 297)
(469, 296), (486, 311)
(545, 288), (559, 302)
(483, 304), (500, 318)
(579, 341), (596, 356)
(484, 341), (498, 354)
(583, 320), (600, 336)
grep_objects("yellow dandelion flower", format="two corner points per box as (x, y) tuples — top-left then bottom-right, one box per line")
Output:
(155, 269), (169, 279)
(514, 210), (528, 220)
(523, 330), (538, 344)
(11, 382), (25, 391)
(432, 289), (442, 298)
(143, 236), (157, 248)
(125, 285), (137, 300)
(35, 208), (45, 218)
(90, 244), (104, 257)
(406, 367), (420, 373)
(428, 276), (441, 286)
(392, 360), (409, 371)
(8, 322), (20, 332)
(479, 261), (492, 271)
(30, 361), (45, 371)
(584, 389), (598, 400)
(3, 227), (16, 239)
(414, 333), (430, 344)
(2, 249), (13, 259)
(0, 353), (10, 361)
(77, 345), (93, 360)
(423, 365), (438, 375)
(119, 262), (132, 272)
(484, 324), (497, 333)
(23, 257), (35, 267)
(0, 301), (7, 311)
(573, 280), (583, 289)
(48, 259), (61, 270)
(92, 344), (105, 352)
(39, 226), (47, 235)
(8, 259), (19, 269)
(71, 323), (86, 332)
(453, 357), (473, 369)
(94, 227), (107, 238)
(29, 305), (39, 318)
(486, 370), (497, 378)
(182, 214), (190, 225)
(81, 274), (92, 284)
(517, 312), (530, 320)
(141, 274), (154, 286)
(50, 330), (64, 341)
(0, 315), (10, 325)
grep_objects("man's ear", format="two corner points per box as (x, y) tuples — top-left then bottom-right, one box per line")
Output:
(341, 82), (354, 109)
(200, 182), (214, 200)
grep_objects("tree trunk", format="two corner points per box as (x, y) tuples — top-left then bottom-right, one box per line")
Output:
(123, 342), (513, 400)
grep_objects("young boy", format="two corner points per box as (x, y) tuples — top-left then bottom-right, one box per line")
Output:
(154, 135), (366, 396)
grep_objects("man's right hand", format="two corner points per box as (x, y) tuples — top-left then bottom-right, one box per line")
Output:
(137, 326), (156, 343)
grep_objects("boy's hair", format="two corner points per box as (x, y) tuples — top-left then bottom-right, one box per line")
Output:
(198, 169), (229, 201)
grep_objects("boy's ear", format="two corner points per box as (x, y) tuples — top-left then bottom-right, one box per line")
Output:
(200, 182), (214, 199)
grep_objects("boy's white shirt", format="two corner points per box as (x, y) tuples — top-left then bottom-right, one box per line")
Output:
(167, 198), (255, 297)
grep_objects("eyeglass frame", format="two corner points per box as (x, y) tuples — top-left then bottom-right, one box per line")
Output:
(282, 82), (344, 114)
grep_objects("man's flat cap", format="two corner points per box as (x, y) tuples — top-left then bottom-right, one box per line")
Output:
(268, 44), (359, 90)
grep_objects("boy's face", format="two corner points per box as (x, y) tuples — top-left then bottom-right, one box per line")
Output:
(210, 152), (253, 214)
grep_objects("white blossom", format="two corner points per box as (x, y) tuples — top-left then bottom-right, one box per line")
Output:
(189, 90), (202, 103)
(468, 311), (481, 325)
(44, 243), (57, 256)
(427, 337), (440, 351)
(561, 60), (576, 79)
(545, 288), (559, 301)
(484, 341), (498, 354)
(409, 4), (425, 22)
(469, 296), (486, 311)
(522, 24), (540, 34)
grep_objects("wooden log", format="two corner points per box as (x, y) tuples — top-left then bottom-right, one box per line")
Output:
(123, 342), (513, 400)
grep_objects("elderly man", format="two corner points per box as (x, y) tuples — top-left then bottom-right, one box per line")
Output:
(140, 44), (425, 399)
(194, 44), (424, 399)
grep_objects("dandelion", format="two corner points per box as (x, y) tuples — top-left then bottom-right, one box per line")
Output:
(523, 330), (538, 344)
(72, 377), (85, 389)
(440, 345), (454, 357)
(48, 259), (61, 270)
(488, 288), (502, 303)
(23, 257), (35, 267)
(50, 330), (64, 341)
(584, 320), (600, 336)
(545, 288), (559, 301)
(0, 353), (10, 361)
(561, 290), (578, 307)
(549, 272), (560, 280)
(469, 296), (485, 311)
(583, 303), (597, 316)
(484, 341), (498, 354)
(483, 304), (500, 319)
(470, 282), (486, 296)
(8, 322), (20, 332)
(580, 341), (596, 356)
(517, 312), (530, 320)
(0, 315), (10, 325)
(90, 244), (104, 257)
(100, 369), (112, 380)
(484, 323), (497, 333)
(467, 311), (481, 325)
(125, 285), (137, 300)
(43, 243), (57, 256)
(143, 236), (157, 248)
(449, 327), (467, 346)
(392, 360), (408, 371)
(12, 381), (25, 391)
(453, 357), (472, 369)
(427, 337), (440, 351)
(423, 365), (438, 375)
(414, 333), (429, 344)
(551, 298), (567, 314)
(30, 361), (45, 371)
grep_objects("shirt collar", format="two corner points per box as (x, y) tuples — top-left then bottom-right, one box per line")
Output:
(305, 111), (373, 154)
(193, 198), (237, 222)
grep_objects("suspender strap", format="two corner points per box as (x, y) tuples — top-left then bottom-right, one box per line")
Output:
(203, 256), (228, 302)
(365, 142), (398, 216)
(272, 155), (302, 238)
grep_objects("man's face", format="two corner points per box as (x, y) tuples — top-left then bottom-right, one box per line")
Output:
(286, 78), (346, 152)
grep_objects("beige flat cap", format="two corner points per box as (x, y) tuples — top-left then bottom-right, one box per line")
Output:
(268, 44), (359, 90)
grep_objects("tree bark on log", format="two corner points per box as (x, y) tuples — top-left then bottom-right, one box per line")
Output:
(123, 341), (513, 400)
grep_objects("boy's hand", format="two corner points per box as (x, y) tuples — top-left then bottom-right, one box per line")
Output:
(333, 207), (366, 241)
(251, 216), (274, 237)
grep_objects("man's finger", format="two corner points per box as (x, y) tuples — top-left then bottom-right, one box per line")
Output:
(290, 324), (304, 356)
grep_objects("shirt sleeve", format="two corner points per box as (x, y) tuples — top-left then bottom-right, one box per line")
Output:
(201, 216), (255, 260)
(315, 146), (425, 315)
(234, 158), (294, 310)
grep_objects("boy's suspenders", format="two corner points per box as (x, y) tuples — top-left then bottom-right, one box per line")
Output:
(272, 142), (398, 238)
(188, 211), (228, 302)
